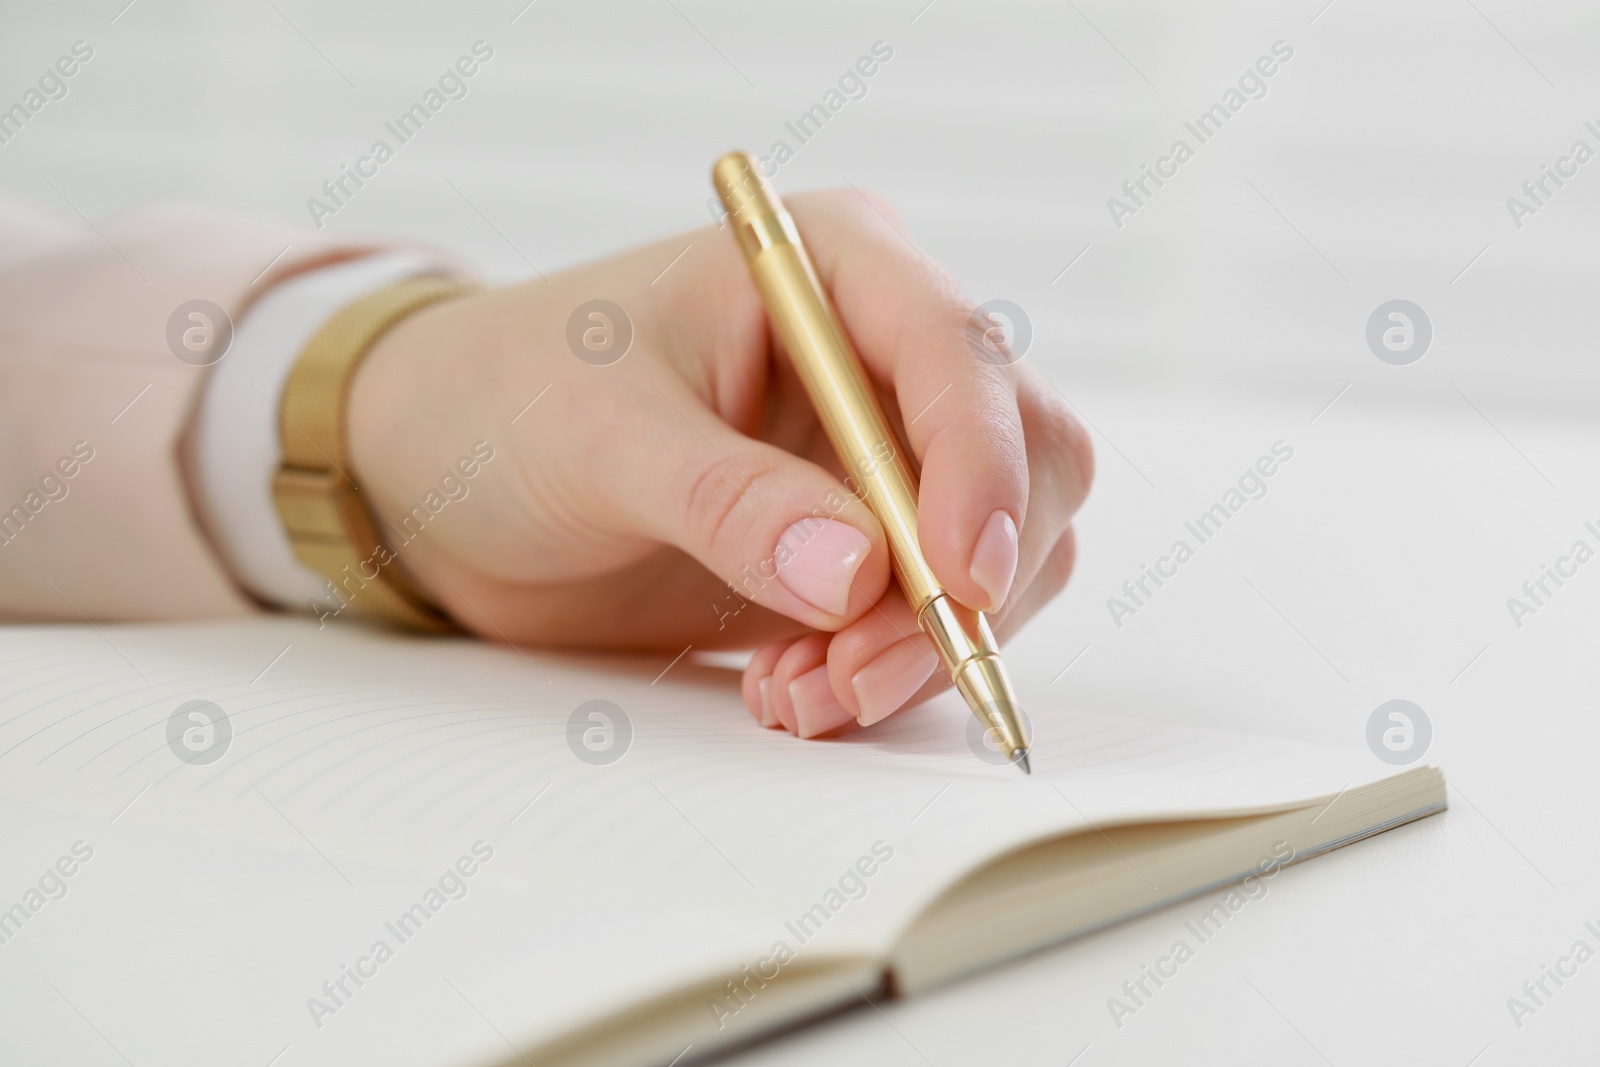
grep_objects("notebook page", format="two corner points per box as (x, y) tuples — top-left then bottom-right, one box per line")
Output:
(0, 619), (1411, 1062)
(1, 618), (1408, 937)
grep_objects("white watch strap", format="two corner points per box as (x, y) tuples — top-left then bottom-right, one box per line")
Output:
(190, 251), (447, 610)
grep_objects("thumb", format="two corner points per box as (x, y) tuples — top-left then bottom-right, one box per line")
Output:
(602, 384), (890, 632)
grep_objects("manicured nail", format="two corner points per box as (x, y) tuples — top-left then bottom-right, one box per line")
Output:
(852, 635), (938, 726)
(776, 519), (871, 616)
(969, 510), (1019, 611)
(772, 680), (797, 733)
(789, 665), (855, 738)
(757, 676), (779, 728)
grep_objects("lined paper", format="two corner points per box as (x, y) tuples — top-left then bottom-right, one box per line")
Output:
(0, 618), (1403, 1063)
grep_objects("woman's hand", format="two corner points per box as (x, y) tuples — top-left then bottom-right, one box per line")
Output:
(348, 189), (1093, 738)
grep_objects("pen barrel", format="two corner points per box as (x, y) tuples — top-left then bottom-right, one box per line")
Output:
(715, 153), (1029, 761)
(714, 154), (941, 611)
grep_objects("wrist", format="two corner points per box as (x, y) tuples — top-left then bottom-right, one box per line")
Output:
(346, 286), (483, 599)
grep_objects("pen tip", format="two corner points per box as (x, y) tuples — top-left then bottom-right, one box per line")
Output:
(1015, 750), (1031, 775)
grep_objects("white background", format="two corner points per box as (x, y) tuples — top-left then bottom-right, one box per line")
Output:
(4, 0), (1599, 1063)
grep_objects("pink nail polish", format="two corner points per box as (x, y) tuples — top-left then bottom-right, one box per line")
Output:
(788, 665), (855, 738)
(775, 519), (871, 616)
(852, 635), (938, 726)
(757, 676), (779, 728)
(969, 510), (1019, 611)
(772, 680), (797, 733)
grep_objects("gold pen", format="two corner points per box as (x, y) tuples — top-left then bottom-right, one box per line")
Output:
(713, 152), (1030, 774)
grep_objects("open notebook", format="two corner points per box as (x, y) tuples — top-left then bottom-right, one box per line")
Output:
(0, 619), (1444, 1067)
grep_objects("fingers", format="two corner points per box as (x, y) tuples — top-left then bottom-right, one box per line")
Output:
(737, 375), (1091, 739)
(741, 641), (786, 728)
(765, 632), (855, 738)
(744, 522), (1081, 738)
(992, 524), (1078, 636)
(784, 191), (1030, 613)
(591, 381), (892, 633)
(741, 589), (937, 736)
(823, 589), (940, 727)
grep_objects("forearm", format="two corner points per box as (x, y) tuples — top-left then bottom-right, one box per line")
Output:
(0, 201), (387, 620)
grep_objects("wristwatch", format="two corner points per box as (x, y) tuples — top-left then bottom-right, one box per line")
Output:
(271, 274), (474, 632)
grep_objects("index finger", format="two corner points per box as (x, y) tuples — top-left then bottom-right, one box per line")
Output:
(785, 189), (1029, 613)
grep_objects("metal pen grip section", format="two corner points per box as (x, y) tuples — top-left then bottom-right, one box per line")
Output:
(920, 594), (1026, 748)
(918, 594), (1000, 674)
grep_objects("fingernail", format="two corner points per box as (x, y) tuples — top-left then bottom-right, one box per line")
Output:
(852, 635), (938, 726)
(757, 676), (779, 728)
(772, 680), (797, 733)
(788, 665), (855, 738)
(776, 519), (871, 616)
(969, 510), (1019, 611)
